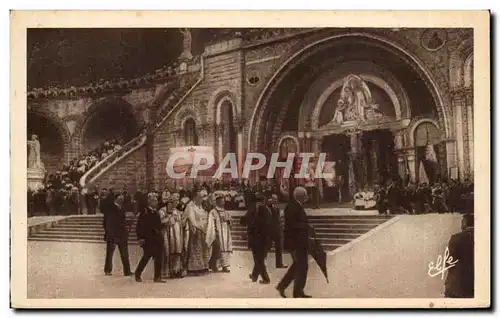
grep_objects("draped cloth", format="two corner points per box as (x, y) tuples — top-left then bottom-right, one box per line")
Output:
(185, 202), (211, 272)
(159, 206), (185, 278)
(206, 207), (233, 268)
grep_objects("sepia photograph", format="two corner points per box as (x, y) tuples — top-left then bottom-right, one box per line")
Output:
(10, 10), (490, 308)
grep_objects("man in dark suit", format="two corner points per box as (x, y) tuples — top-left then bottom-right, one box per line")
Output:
(103, 193), (131, 276)
(134, 193), (165, 283)
(276, 186), (311, 298)
(445, 213), (474, 298)
(267, 194), (287, 269)
(240, 192), (273, 284)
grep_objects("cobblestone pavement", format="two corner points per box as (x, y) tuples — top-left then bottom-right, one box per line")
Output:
(27, 214), (461, 299)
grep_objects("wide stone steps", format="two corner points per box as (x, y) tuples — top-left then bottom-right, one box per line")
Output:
(29, 214), (393, 251)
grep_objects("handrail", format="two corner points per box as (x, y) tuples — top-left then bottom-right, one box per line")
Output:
(154, 52), (207, 132)
(79, 53), (206, 188)
(79, 134), (147, 188)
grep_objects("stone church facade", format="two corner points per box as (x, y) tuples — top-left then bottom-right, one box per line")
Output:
(27, 28), (474, 192)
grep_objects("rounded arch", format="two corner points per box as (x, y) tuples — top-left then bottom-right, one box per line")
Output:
(27, 106), (71, 147)
(464, 52), (473, 88)
(207, 86), (239, 124)
(407, 117), (443, 147)
(277, 135), (300, 155)
(182, 117), (199, 146)
(74, 97), (143, 154)
(310, 74), (406, 131)
(248, 32), (451, 153)
(27, 107), (71, 172)
(176, 107), (202, 131)
(180, 114), (199, 131)
(450, 37), (473, 88)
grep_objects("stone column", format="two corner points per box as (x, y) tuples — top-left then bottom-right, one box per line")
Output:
(311, 135), (324, 200)
(347, 130), (362, 198)
(236, 119), (245, 177)
(465, 88), (474, 180)
(404, 148), (416, 184)
(445, 138), (458, 180)
(397, 154), (406, 183)
(452, 91), (466, 181)
(216, 124), (224, 165)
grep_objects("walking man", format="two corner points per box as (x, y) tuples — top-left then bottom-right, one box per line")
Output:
(134, 193), (165, 283)
(240, 192), (273, 284)
(276, 186), (312, 298)
(103, 193), (131, 276)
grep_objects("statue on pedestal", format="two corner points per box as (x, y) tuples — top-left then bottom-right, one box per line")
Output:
(27, 134), (46, 191)
(179, 28), (193, 61)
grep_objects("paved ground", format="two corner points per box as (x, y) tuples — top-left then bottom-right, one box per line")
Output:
(27, 213), (462, 299)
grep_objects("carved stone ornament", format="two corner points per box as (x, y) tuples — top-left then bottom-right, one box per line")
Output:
(421, 29), (447, 52)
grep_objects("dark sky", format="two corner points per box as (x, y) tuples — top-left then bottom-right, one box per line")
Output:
(27, 28), (218, 89)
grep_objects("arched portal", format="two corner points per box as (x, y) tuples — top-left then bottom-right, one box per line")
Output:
(81, 100), (140, 154)
(249, 34), (448, 155)
(248, 34), (448, 195)
(27, 112), (68, 174)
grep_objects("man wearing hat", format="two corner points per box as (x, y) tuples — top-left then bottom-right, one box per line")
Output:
(134, 192), (165, 283)
(206, 191), (233, 273)
(240, 191), (273, 284)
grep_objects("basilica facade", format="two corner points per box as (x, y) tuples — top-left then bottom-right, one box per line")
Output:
(27, 28), (474, 197)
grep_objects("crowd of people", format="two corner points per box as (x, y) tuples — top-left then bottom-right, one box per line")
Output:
(103, 183), (315, 298)
(27, 138), (123, 216)
(369, 179), (474, 215)
(102, 188), (237, 282)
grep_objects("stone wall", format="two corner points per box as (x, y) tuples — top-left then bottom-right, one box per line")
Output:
(90, 145), (147, 191)
(152, 44), (243, 189)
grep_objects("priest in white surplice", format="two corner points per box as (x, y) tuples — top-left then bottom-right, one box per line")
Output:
(206, 192), (233, 273)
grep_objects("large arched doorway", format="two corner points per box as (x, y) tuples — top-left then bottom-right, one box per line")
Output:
(81, 100), (140, 154)
(27, 112), (67, 174)
(249, 34), (447, 197)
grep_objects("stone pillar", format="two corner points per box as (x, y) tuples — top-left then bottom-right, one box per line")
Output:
(465, 88), (474, 180)
(311, 136), (324, 200)
(347, 131), (362, 198)
(445, 138), (458, 180)
(397, 154), (406, 183)
(404, 148), (416, 184)
(216, 124), (224, 165)
(452, 91), (466, 181)
(236, 119), (245, 177)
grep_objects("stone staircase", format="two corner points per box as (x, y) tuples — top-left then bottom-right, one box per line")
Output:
(28, 214), (394, 251)
(79, 64), (202, 189)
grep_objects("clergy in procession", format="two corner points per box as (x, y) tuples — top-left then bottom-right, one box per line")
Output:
(185, 189), (211, 276)
(206, 191), (233, 273)
(158, 193), (185, 279)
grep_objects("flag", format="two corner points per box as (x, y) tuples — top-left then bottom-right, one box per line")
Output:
(419, 161), (429, 184)
(425, 142), (438, 163)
